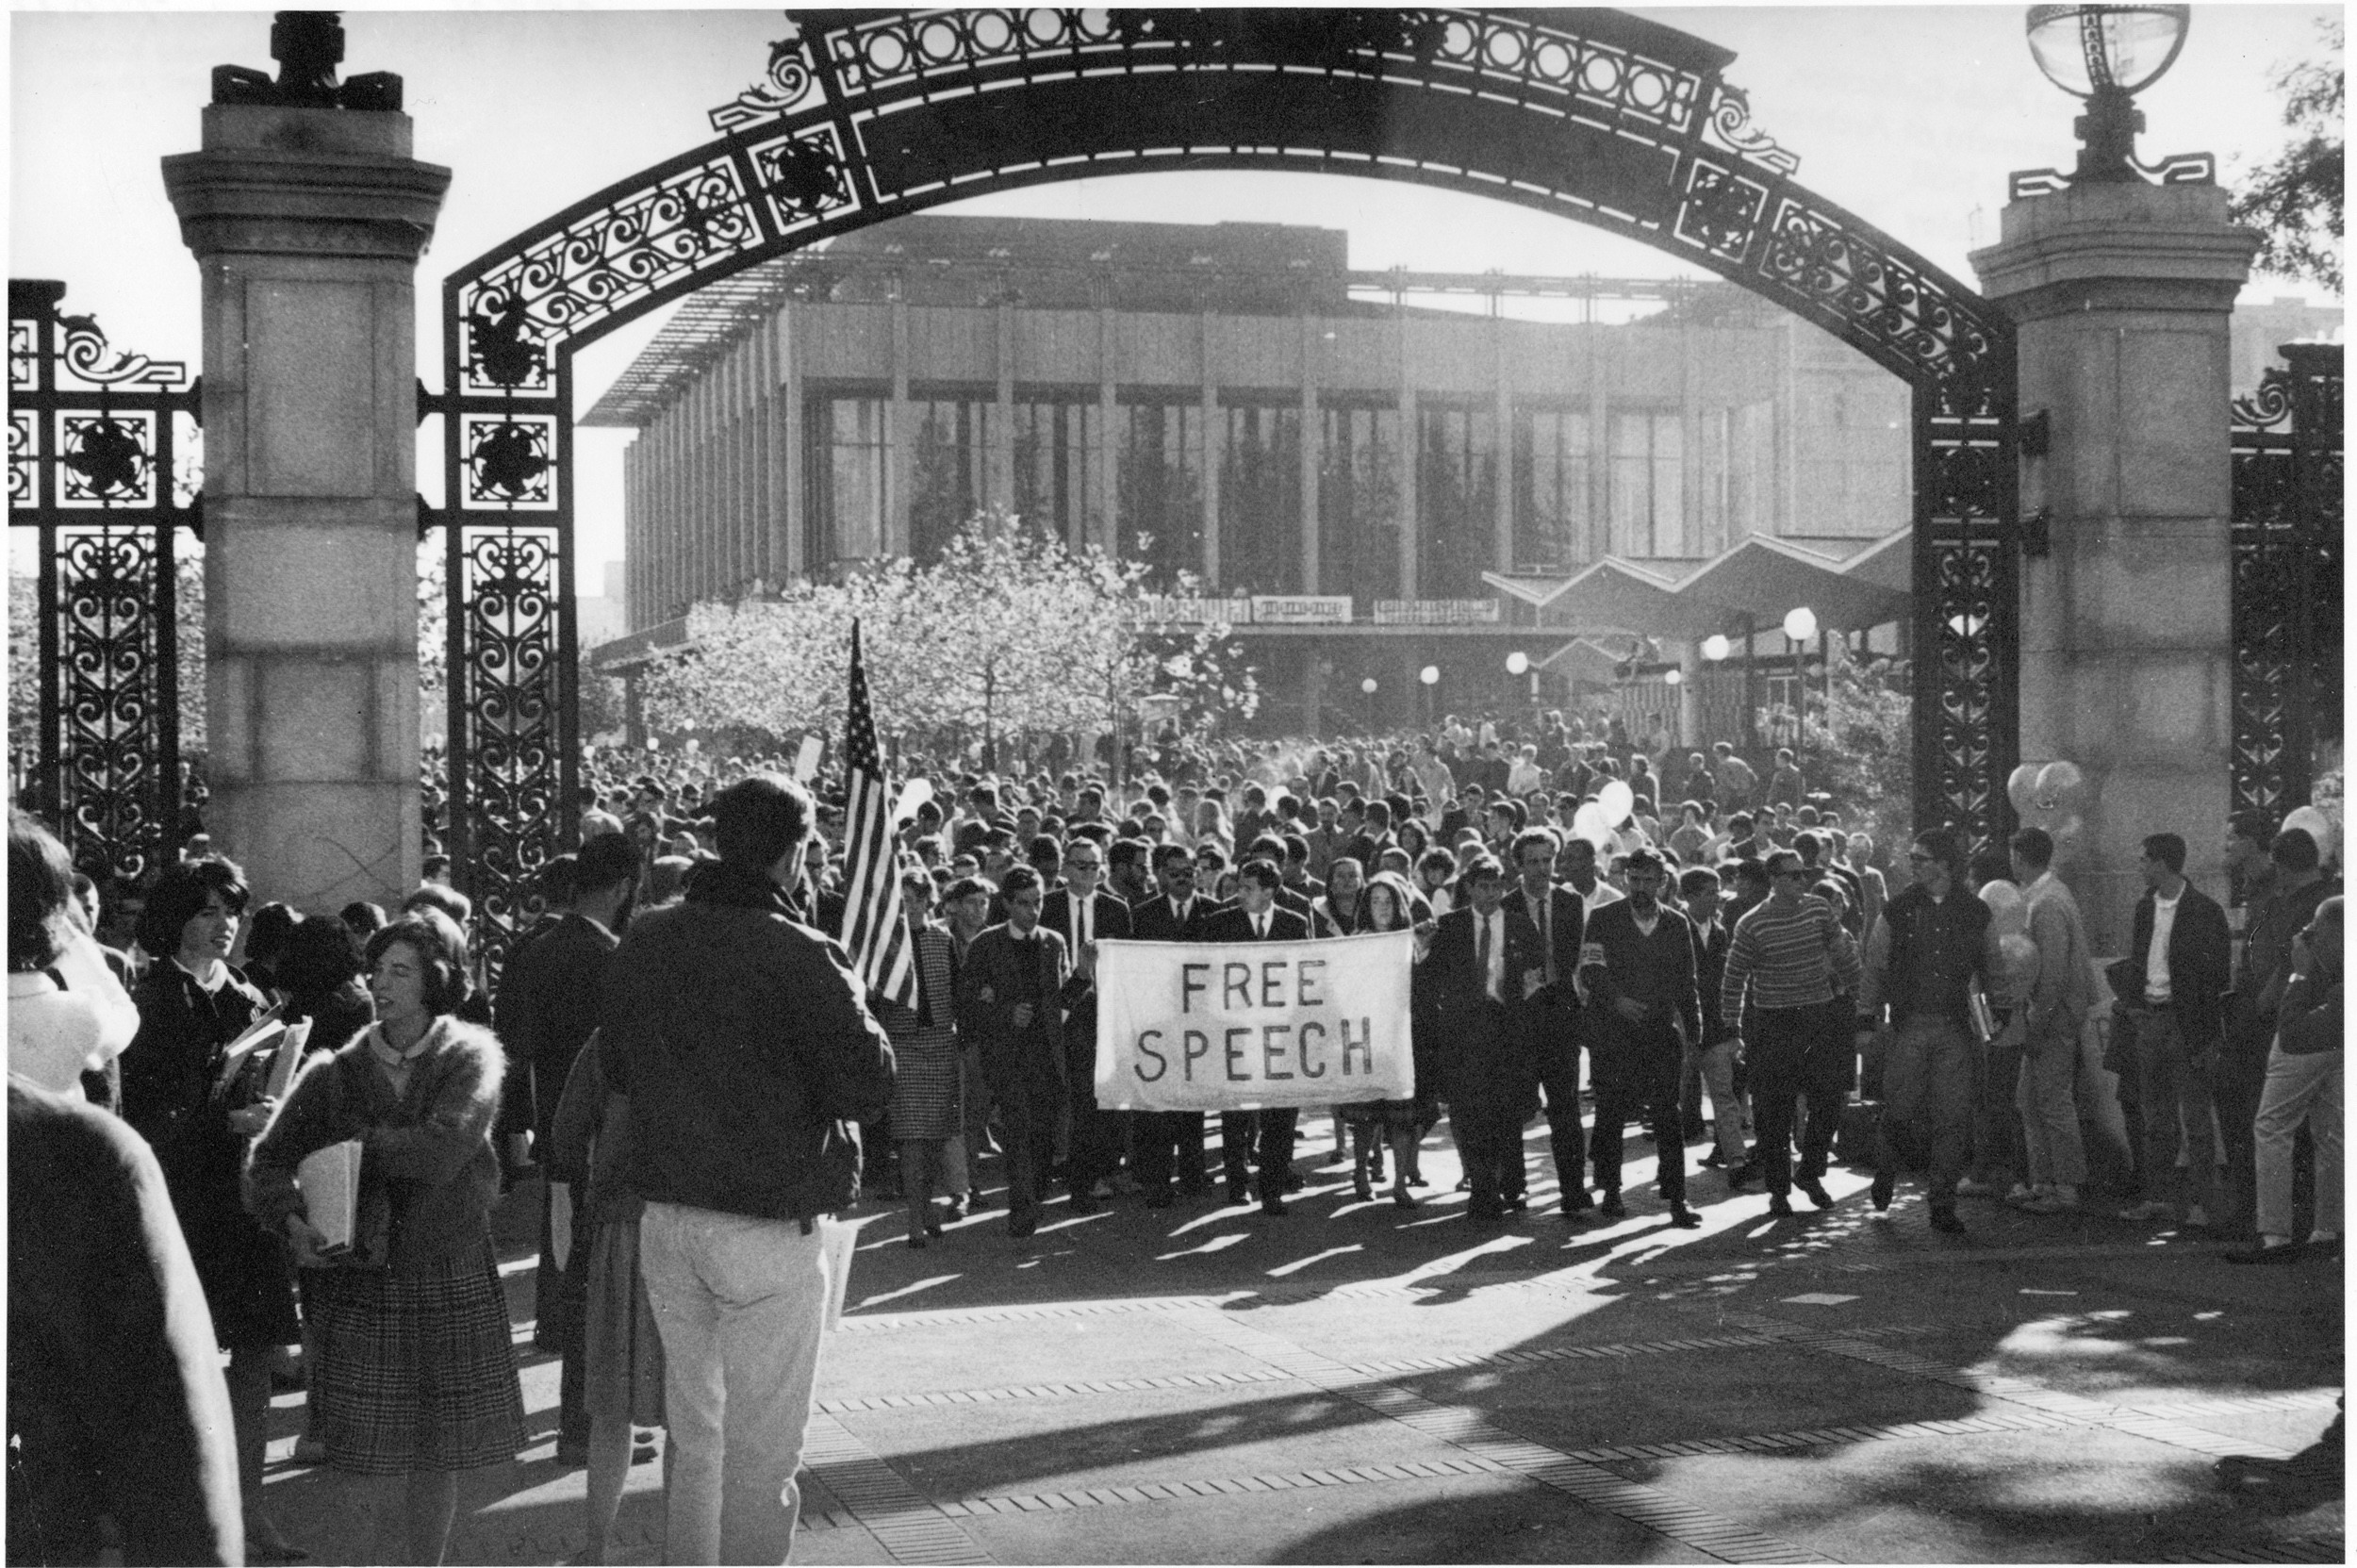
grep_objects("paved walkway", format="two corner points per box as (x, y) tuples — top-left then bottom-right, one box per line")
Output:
(260, 1122), (2343, 1564)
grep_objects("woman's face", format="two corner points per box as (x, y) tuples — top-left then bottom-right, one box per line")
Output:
(1368, 884), (1399, 930)
(369, 940), (432, 1026)
(178, 891), (239, 966)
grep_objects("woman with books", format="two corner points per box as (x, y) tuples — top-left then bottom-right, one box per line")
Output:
(247, 909), (527, 1566)
(119, 854), (305, 1560)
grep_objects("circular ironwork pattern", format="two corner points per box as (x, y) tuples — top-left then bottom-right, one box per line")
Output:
(60, 414), (155, 504)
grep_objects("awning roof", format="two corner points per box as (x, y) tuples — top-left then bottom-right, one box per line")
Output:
(1482, 526), (1908, 640)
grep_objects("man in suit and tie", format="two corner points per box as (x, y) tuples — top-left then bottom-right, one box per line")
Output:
(1581, 849), (1706, 1228)
(954, 866), (1071, 1239)
(1197, 859), (1316, 1214)
(1427, 856), (1545, 1219)
(1042, 838), (1133, 1213)
(1130, 843), (1218, 1206)
(1503, 827), (1591, 1217)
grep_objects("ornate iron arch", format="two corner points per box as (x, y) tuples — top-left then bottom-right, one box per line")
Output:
(436, 6), (2018, 959)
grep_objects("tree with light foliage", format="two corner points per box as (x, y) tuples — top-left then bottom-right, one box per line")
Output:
(2231, 18), (2344, 294)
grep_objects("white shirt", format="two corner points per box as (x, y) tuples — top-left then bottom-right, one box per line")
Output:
(1479, 908), (1506, 1001)
(1580, 881), (1625, 915)
(2146, 887), (2182, 1003)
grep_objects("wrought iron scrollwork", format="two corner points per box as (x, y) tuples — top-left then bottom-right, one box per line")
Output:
(1757, 199), (2000, 387)
(1914, 375), (2019, 846)
(8, 278), (196, 890)
(1703, 84), (1799, 175)
(708, 24), (825, 132)
(2229, 345), (2343, 823)
(451, 525), (564, 983)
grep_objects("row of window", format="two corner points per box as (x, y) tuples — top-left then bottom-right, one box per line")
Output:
(804, 391), (1779, 595)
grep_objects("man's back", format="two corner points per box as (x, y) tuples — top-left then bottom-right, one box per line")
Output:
(602, 872), (893, 1223)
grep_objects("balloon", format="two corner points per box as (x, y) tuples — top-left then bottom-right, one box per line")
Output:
(2035, 759), (2086, 811)
(2006, 763), (2041, 817)
(893, 776), (934, 824)
(1979, 879), (2027, 935)
(1571, 802), (1613, 850)
(2283, 804), (2340, 868)
(1598, 779), (1635, 828)
(1993, 933), (2040, 1006)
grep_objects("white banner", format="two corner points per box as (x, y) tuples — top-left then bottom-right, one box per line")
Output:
(1095, 930), (1415, 1112)
(1249, 594), (1354, 625)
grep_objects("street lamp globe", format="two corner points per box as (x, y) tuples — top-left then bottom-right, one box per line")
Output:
(1782, 606), (1819, 642)
(2026, 5), (2188, 96)
(1663, 668), (1683, 686)
(2025, 5), (2190, 180)
(1360, 677), (1378, 695)
(1505, 651), (1530, 677)
(1419, 665), (1440, 686)
(1701, 634), (1732, 662)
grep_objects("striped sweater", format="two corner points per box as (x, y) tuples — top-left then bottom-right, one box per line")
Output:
(1720, 894), (1861, 1019)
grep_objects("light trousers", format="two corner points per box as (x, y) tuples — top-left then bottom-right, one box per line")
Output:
(2015, 1014), (2086, 1189)
(639, 1202), (832, 1565)
(2253, 1047), (2342, 1241)
(1689, 1037), (1747, 1167)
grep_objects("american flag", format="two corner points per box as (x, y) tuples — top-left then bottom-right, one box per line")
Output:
(836, 619), (915, 1010)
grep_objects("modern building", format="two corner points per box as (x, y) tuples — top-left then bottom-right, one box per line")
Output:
(584, 214), (2332, 735)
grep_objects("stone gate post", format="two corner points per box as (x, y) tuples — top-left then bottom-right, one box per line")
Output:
(161, 17), (449, 915)
(1972, 185), (2258, 949)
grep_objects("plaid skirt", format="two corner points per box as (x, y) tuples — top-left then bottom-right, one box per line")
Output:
(306, 1236), (526, 1476)
(583, 1217), (665, 1428)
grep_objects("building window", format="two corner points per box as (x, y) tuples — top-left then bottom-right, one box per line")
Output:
(1115, 400), (1204, 588)
(1419, 404), (1496, 599)
(804, 393), (885, 567)
(1731, 400), (1773, 540)
(1608, 410), (1683, 557)
(1319, 404), (1401, 603)
(1512, 405), (1591, 573)
(910, 393), (997, 563)
(1012, 396), (1105, 554)
(1220, 402), (1301, 595)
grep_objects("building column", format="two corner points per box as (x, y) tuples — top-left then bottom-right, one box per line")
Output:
(1302, 648), (1324, 736)
(1199, 308), (1221, 586)
(1096, 287), (1119, 554)
(888, 286), (912, 559)
(1586, 334), (1610, 563)
(162, 38), (449, 915)
(1492, 313), (1513, 573)
(995, 286), (1017, 517)
(1299, 309), (1321, 595)
(1395, 296), (1419, 598)
(1972, 182), (2258, 949)
(777, 305), (803, 582)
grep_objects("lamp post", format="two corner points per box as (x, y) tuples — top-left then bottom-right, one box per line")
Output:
(1506, 649), (1533, 707)
(2023, 5), (2192, 182)
(1360, 675), (1378, 732)
(1419, 663), (1440, 733)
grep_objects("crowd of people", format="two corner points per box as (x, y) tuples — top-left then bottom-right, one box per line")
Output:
(7, 703), (2343, 1564)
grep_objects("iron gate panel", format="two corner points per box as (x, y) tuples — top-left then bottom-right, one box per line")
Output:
(439, 7), (2025, 964)
(2229, 342), (2343, 823)
(8, 279), (199, 892)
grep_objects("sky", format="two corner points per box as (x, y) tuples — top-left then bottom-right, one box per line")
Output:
(8, 3), (2341, 588)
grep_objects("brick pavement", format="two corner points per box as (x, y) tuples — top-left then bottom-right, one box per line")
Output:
(257, 1120), (2343, 1564)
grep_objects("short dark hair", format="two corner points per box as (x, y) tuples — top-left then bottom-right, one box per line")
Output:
(137, 856), (252, 960)
(1237, 858), (1283, 892)
(1511, 827), (1560, 864)
(1109, 839), (1146, 876)
(245, 902), (300, 969)
(1792, 831), (1822, 864)
(1728, 812), (1755, 834)
(576, 832), (642, 894)
(713, 774), (812, 869)
(363, 911), (471, 1015)
(276, 914), (362, 996)
(2141, 833), (2187, 875)
(2271, 827), (2321, 873)
(538, 853), (581, 907)
(2009, 827), (2055, 871)
(1913, 828), (1964, 874)
(999, 865), (1044, 899)
(943, 876), (993, 906)
(8, 811), (74, 973)
(1678, 865), (1721, 898)
(1461, 856), (1507, 888)
(339, 900), (387, 938)
(1028, 834), (1063, 864)
(1623, 848), (1666, 876)
(1732, 856), (1771, 894)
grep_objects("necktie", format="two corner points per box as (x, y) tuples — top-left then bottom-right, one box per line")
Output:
(1541, 895), (1557, 985)
(1256, 915), (1267, 940)
(1478, 914), (1494, 1001)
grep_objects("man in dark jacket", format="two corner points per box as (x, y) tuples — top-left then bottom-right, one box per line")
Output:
(1198, 860), (1314, 1213)
(492, 829), (638, 1460)
(1427, 857), (1544, 1219)
(2115, 831), (2234, 1228)
(1130, 845), (1218, 1205)
(601, 774), (894, 1565)
(1503, 827), (1590, 1216)
(958, 866), (1073, 1238)
(1042, 841), (1133, 1213)
(1579, 850), (1705, 1227)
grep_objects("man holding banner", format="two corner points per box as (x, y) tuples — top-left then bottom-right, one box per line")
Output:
(1200, 862), (1314, 1214)
(1096, 888), (1416, 1210)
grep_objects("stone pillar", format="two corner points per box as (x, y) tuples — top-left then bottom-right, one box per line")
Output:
(1972, 182), (2257, 949)
(162, 40), (449, 917)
